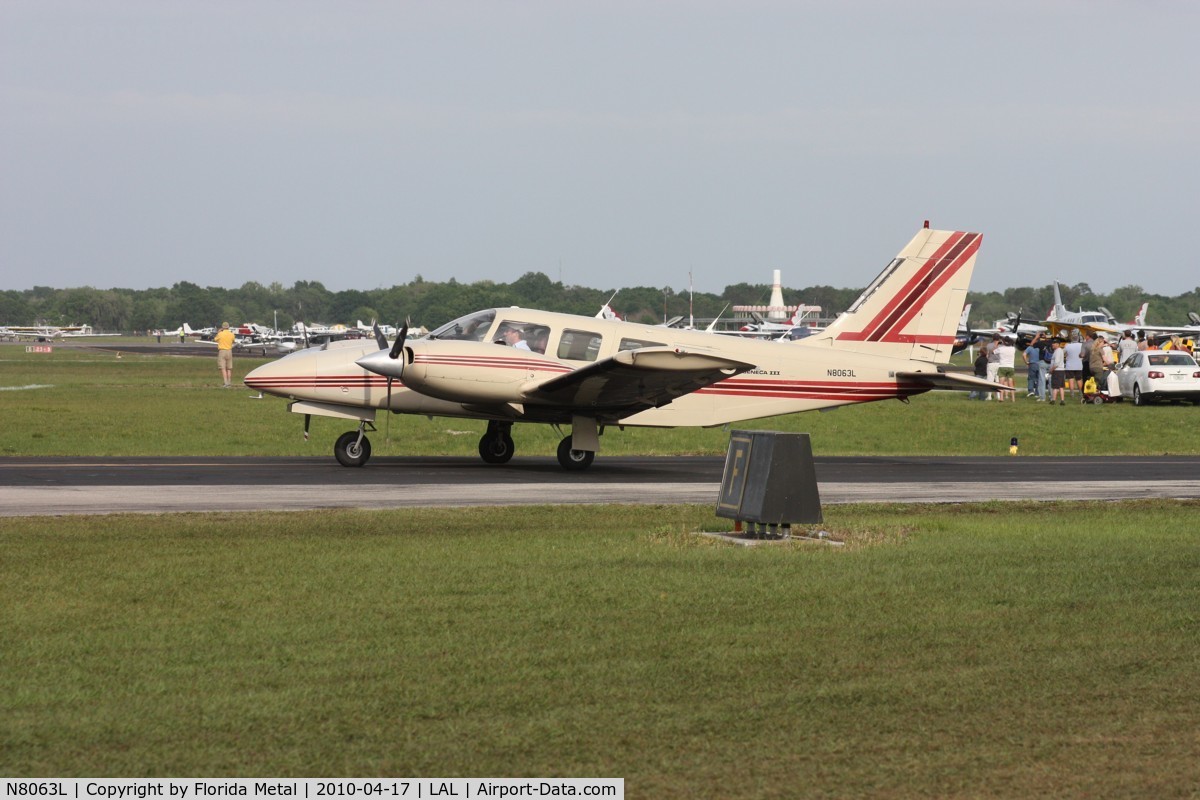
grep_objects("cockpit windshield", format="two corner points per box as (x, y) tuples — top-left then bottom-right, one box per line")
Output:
(428, 310), (497, 343)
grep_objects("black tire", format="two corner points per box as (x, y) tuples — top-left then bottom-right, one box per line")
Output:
(1133, 384), (1146, 406)
(556, 436), (595, 471)
(334, 430), (372, 467)
(1091, 395), (1105, 405)
(478, 432), (515, 464)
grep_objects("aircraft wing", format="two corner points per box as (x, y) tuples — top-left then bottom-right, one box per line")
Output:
(521, 347), (755, 413)
(895, 370), (1008, 392)
(1126, 324), (1200, 336)
(1045, 319), (1118, 337)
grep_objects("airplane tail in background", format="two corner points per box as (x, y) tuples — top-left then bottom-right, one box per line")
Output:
(958, 303), (972, 330)
(1134, 303), (1149, 326)
(804, 228), (982, 363)
(183, 323), (197, 335)
(1052, 281), (1067, 319)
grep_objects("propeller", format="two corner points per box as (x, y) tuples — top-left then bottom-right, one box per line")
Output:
(381, 318), (410, 442)
(372, 321), (387, 351)
(389, 318), (409, 360)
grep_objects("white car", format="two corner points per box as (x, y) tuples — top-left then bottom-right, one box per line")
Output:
(1115, 349), (1200, 405)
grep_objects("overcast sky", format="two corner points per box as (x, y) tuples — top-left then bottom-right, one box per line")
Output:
(2, 1), (1198, 298)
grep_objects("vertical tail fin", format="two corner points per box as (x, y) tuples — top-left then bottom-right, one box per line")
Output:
(1051, 281), (1067, 320)
(804, 228), (982, 363)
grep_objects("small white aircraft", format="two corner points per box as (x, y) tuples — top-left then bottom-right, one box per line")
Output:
(245, 226), (998, 469)
(358, 320), (397, 337)
(734, 306), (824, 339)
(0, 324), (119, 339)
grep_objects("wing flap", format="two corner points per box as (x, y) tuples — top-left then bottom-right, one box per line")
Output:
(522, 347), (755, 412)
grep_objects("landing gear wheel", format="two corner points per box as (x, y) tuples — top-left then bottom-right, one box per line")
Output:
(334, 430), (372, 467)
(478, 432), (516, 464)
(557, 436), (595, 471)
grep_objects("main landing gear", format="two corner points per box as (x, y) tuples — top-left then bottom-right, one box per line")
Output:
(478, 421), (515, 464)
(480, 422), (596, 470)
(331, 420), (598, 471)
(556, 435), (595, 471)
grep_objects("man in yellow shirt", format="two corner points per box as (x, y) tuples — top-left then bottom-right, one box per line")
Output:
(214, 322), (236, 388)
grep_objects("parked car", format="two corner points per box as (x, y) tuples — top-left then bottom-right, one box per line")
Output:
(1115, 349), (1200, 405)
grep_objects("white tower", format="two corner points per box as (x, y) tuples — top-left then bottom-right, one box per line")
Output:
(767, 269), (787, 320)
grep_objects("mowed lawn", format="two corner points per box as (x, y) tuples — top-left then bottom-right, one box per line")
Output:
(3, 503), (1199, 797)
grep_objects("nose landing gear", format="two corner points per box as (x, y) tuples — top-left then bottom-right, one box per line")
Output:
(334, 421), (375, 467)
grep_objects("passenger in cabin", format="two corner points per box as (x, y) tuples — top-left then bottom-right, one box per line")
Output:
(529, 328), (549, 354)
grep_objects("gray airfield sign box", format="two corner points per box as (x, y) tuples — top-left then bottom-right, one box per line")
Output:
(716, 430), (823, 525)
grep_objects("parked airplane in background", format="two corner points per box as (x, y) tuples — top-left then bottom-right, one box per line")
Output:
(734, 306), (824, 339)
(357, 320), (397, 337)
(1043, 280), (1152, 339)
(0, 324), (119, 339)
(245, 226), (998, 470)
(1043, 282), (1198, 342)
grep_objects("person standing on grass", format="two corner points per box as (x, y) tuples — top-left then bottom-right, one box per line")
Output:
(1118, 330), (1138, 366)
(214, 322), (236, 388)
(969, 346), (989, 400)
(1049, 338), (1066, 405)
(1023, 332), (1044, 401)
(985, 334), (1001, 400)
(1064, 334), (1084, 399)
(1081, 332), (1098, 388)
(994, 335), (1017, 401)
(1089, 333), (1111, 387)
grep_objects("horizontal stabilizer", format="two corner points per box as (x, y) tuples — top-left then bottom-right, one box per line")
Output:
(895, 371), (1007, 392)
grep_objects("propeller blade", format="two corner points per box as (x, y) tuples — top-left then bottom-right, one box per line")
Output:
(388, 318), (410, 360)
(372, 322), (387, 350)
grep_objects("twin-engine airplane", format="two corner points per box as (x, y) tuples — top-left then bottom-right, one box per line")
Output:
(245, 226), (998, 470)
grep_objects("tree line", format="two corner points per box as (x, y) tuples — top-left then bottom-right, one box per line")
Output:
(2, 275), (1197, 333)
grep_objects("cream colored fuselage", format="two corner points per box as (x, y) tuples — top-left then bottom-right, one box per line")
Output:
(245, 308), (941, 428)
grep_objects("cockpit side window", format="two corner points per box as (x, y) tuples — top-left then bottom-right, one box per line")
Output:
(557, 329), (603, 362)
(429, 310), (496, 342)
(493, 321), (552, 354)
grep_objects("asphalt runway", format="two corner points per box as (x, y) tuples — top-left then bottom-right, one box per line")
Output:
(2, 455), (1198, 516)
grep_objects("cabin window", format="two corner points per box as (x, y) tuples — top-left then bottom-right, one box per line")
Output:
(558, 329), (603, 362)
(618, 337), (665, 352)
(428, 310), (496, 343)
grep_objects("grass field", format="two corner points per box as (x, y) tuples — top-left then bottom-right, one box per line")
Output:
(2, 342), (1198, 458)
(3, 503), (1198, 796)
(3, 342), (1199, 794)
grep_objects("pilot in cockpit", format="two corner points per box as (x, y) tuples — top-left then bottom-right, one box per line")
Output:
(501, 327), (531, 350)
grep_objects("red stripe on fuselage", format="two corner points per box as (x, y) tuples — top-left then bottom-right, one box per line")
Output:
(413, 355), (572, 372)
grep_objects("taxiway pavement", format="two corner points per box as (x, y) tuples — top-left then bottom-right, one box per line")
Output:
(1, 455), (1197, 516)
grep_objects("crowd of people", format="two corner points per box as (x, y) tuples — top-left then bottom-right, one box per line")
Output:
(969, 329), (1195, 404)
